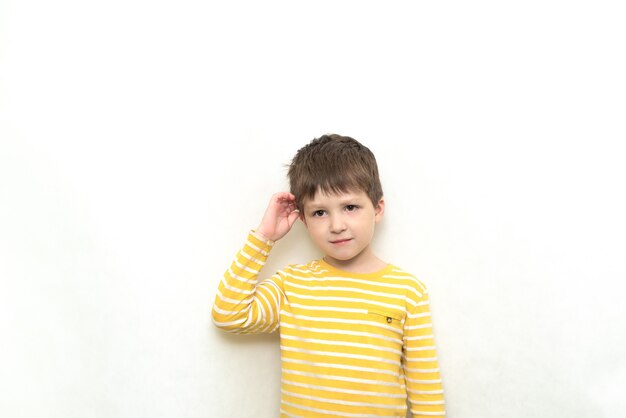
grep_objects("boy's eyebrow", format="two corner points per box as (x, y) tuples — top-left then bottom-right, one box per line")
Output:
(304, 193), (364, 208)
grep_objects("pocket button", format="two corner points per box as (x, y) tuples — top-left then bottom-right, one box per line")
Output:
(386, 317), (392, 323)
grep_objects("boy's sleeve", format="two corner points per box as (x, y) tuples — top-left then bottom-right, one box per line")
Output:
(403, 286), (446, 417)
(211, 231), (285, 334)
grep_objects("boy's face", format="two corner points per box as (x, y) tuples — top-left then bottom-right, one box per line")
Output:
(301, 188), (384, 272)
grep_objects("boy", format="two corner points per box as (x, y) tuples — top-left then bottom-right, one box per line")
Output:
(212, 135), (445, 417)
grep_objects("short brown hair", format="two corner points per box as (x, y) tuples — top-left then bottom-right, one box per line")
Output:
(288, 134), (383, 211)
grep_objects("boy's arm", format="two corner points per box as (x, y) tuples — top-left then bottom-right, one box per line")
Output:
(211, 231), (283, 333)
(403, 287), (446, 417)
(211, 192), (300, 333)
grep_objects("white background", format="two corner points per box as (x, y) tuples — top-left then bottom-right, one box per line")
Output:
(1, 1), (625, 417)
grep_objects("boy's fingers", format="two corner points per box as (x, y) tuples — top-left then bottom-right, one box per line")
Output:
(276, 196), (297, 209)
(275, 191), (296, 200)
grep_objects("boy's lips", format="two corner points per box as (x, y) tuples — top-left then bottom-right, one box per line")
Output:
(330, 238), (353, 244)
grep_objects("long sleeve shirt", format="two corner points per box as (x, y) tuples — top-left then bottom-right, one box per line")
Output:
(212, 232), (446, 417)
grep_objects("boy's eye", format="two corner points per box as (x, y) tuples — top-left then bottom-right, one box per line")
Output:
(345, 205), (358, 211)
(312, 210), (326, 217)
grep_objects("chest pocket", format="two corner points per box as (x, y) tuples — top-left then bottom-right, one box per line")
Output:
(368, 308), (404, 325)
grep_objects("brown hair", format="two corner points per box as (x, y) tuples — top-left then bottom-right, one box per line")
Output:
(287, 134), (383, 211)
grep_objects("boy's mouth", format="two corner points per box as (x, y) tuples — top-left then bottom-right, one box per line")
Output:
(330, 238), (352, 245)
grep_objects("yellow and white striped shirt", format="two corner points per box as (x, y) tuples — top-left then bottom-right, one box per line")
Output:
(212, 232), (446, 417)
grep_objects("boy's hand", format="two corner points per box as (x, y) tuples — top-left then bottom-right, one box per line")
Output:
(255, 192), (300, 242)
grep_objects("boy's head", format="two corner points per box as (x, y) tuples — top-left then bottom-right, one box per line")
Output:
(288, 134), (384, 212)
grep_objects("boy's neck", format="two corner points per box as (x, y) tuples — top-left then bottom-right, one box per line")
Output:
(322, 252), (388, 275)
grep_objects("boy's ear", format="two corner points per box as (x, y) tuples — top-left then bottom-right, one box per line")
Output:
(299, 211), (307, 225)
(374, 198), (385, 222)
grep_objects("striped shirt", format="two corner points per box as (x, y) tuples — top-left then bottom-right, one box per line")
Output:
(212, 232), (446, 417)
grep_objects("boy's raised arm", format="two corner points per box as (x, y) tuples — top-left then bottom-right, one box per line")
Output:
(211, 192), (299, 334)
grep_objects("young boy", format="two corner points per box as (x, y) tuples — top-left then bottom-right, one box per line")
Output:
(212, 135), (445, 417)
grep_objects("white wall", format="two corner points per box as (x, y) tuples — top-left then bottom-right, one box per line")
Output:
(1, 1), (625, 417)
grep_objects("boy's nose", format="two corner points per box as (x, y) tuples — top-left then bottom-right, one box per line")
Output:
(329, 215), (347, 233)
